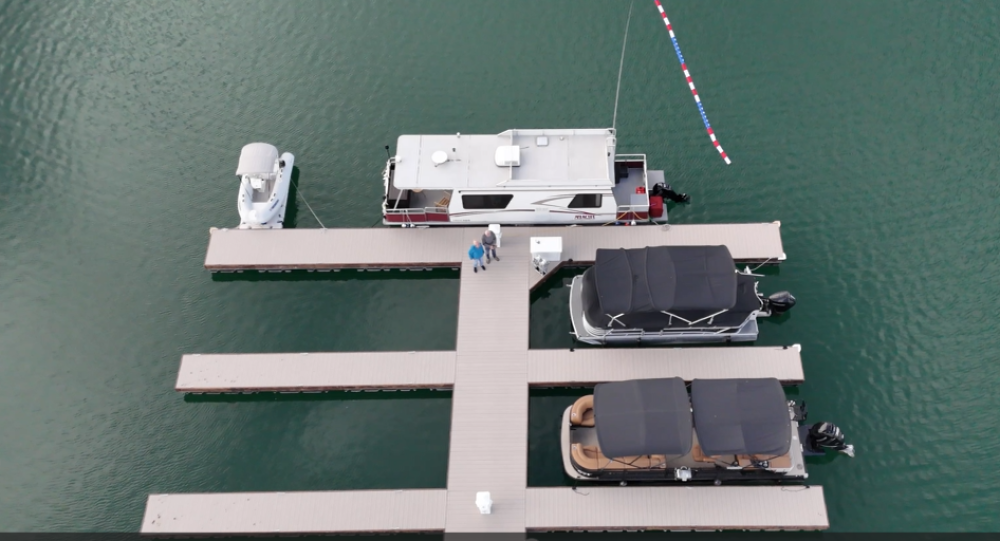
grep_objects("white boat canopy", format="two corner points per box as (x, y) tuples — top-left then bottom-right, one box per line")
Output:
(236, 143), (279, 178)
(391, 128), (617, 190)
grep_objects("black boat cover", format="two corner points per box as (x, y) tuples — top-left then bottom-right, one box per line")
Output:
(594, 377), (693, 457)
(691, 378), (791, 456)
(580, 246), (740, 329)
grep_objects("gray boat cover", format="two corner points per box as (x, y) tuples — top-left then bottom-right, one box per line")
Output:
(594, 377), (693, 457)
(580, 246), (739, 329)
(691, 378), (791, 456)
(236, 143), (279, 177)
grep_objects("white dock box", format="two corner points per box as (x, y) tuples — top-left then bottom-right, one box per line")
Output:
(488, 224), (502, 247)
(530, 237), (562, 262)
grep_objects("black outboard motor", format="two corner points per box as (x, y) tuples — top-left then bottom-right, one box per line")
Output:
(650, 182), (690, 203)
(765, 291), (796, 314)
(806, 422), (855, 457)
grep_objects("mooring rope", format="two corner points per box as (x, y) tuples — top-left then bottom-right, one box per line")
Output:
(293, 182), (327, 229)
(612, 0), (635, 132)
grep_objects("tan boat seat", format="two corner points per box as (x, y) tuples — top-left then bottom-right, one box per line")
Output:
(570, 395), (595, 427)
(435, 195), (451, 208)
(571, 444), (665, 471)
(737, 453), (792, 469)
(691, 444), (735, 464)
(691, 444), (714, 463)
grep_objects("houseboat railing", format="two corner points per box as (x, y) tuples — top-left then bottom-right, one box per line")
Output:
(384, 207), (450, 223)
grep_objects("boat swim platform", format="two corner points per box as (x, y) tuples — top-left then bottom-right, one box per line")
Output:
(140, 486), (828, 535)
(203, 221), (786, 272)
(174, 345), (805, 393)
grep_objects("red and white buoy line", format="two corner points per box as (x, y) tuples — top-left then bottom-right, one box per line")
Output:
(653, 0), (731, 165)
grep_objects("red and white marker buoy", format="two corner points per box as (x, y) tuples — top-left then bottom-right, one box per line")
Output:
(653, 0), (731, 165)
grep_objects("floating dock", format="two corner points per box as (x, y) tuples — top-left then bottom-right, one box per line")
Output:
(203, 222), (786, 272)
(141, 486), (828, 535)
(524, 486), (829, 531)
(175, 345), (804, 393)
(142, 490), (449, 534)
(143, 222), (830, 535)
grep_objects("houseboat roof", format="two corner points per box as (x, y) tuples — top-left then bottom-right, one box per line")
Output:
(392, 128), (617, 190)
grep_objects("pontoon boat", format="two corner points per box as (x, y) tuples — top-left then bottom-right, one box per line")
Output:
(561, 377), (854, 483)
(237, 143), (294, 229)
(381, 128), (688, 226)
(570, 245), (795, 345)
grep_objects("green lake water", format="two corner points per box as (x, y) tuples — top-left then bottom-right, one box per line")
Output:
(1, 0), (998, 532)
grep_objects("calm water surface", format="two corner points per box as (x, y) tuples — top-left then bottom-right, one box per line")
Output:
(0, 0), (998, 532)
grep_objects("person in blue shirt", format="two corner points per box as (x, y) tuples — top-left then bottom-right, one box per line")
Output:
(468, 240), (486, 274)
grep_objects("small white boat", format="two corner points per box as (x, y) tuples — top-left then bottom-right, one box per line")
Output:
(236, 143), (294, 229)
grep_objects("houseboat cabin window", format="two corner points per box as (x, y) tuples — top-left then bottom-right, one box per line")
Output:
(461, 194), (514, 209)
(568, 194), (603, 208)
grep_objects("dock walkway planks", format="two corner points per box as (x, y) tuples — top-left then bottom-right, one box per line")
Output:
(174, 346), (805, 393)
(175, 351), (456, 392)
(139, 485), (828, 535)
(141, 489), (448, 535)
(203, 222), (785, 271)
(443, 245), (532, 532)
(525, 486), (829, 531)
(527, 345), (805, 387)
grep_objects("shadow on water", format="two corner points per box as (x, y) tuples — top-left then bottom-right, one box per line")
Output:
(759, 310), (795, 327)
(749, 263), (782, 277)
(529, 266), (585, 304)
(210, 268), (460, 283)
(184, 389), (452, 404)
(283, 165), (300, 228)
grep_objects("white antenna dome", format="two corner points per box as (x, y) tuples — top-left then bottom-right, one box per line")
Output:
(432, 151), (448, 166)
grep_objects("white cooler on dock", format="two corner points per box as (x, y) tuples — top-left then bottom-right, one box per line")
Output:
(488, 224), (502, 247)
(530, 237), (562, 275)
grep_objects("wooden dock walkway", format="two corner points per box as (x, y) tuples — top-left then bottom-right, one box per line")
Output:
(142, 219), (831, 535)
(140, 486), (828, 535)
(443, 247), (533, 532)
(174, 345), (804, 393)
(525, 486), (829, 531)
(203, 222), (785, 271)
(526, 345), (805, 387)
(175, 351), (457, 392)
(141, 489), (448, 535)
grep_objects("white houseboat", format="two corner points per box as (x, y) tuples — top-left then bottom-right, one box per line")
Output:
(381, 128), (687, 226)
